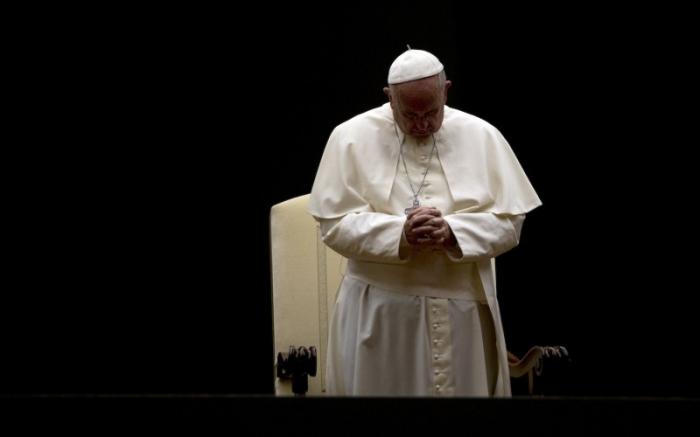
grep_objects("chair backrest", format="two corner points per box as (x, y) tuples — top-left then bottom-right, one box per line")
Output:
(270, 194), (345, 395)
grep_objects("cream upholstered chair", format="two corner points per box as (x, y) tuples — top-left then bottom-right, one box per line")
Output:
(270, 194), (557, 395)
(270, 194), (345, 395)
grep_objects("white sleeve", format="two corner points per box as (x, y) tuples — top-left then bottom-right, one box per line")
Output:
(443, 213), (526, 263)
(318, 212), (409, 264)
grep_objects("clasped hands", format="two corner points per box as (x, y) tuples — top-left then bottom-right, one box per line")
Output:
(403, 206), (457, 250)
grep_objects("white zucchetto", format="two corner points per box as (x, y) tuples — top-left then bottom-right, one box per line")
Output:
(387, 49), (444, 84)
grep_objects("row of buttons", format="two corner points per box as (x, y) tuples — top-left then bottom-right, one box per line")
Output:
(429, 300), (450, 395)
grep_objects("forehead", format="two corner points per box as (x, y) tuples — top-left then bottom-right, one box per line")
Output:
(393, 77), (442, 111)
(395, 89), (442, 113)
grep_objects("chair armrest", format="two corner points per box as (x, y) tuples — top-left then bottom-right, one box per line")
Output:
(508, 346), (544, 378)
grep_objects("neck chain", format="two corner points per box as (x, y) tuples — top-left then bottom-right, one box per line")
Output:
(394, 124), (437, 214)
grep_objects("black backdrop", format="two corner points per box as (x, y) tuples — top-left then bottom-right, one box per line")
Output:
(5, 3), (697, 396)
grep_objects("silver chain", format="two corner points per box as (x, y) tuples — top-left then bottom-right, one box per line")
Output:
(394, 124), (437, 208)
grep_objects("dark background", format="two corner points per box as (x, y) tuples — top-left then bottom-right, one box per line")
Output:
(5, 3), (697, 396)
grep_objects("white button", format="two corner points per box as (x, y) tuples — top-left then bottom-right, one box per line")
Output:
(434, 369), (440, 375)
(421, 155), (427, 160)
(435, 384), (441, 389)
(434, 354), (439, 360)
(433, 339), (439, 344)
(432, 323), (439, 329)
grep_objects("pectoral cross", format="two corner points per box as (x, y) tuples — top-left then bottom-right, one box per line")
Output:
(404, 198), (420, 215)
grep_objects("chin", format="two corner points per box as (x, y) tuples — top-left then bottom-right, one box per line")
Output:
(411, 132), (431, 138)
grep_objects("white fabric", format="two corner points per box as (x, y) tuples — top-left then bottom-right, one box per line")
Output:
(320, 134), (497, 300)
(309, 103), (541, 396)
(387, 49), (444, 84)
(326, 276), (498, 396)
(309, 104), (541, 220)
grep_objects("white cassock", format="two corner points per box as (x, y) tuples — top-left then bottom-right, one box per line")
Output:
(309, 103), (541, 396)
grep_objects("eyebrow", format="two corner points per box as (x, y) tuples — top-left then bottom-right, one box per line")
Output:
(403, 108), (438, 116)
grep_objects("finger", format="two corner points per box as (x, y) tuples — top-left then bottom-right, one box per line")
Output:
(410, 215), (444, 229)
(408, 225), (433, 236)
(426, 217), (445, 227)
(430, 231), (446, 242)
(407, 207), (441, 219)
(410, 222), (443, 236)
(407, 234), (432, 245)
(409, 206), (435, 215)
(413, 222), (441, 231)
(410, 216), (434, 227)
(414, 228), (433, 237)
(415, 237), (435, 245)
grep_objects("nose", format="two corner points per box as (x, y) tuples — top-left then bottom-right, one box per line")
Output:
(414, 117), (430, 131)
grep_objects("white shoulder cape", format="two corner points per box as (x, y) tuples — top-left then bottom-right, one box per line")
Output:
(309, 103), (541, 219)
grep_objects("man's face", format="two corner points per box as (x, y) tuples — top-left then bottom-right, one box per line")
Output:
(386, 75), (451, 139)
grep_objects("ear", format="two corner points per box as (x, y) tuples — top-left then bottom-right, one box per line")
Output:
(383, 86), (392, 102)
(443, 80), (452, 103)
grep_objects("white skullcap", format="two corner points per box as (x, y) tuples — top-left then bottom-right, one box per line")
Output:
(387, 49), (444, 84)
